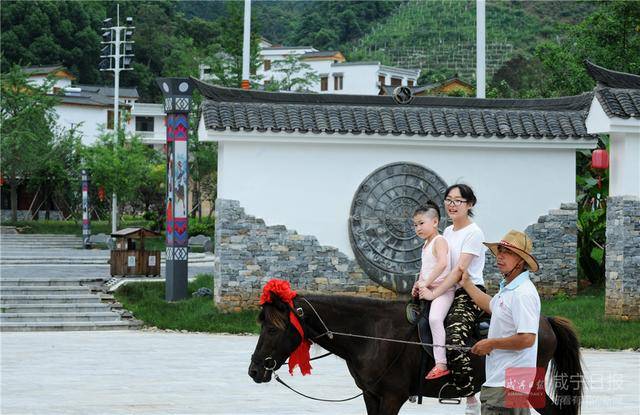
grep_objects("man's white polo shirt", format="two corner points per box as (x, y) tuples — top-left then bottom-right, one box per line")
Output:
(484, 271), (541, 388)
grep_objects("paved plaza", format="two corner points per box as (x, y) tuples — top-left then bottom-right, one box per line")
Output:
(1, 331), (639, 415)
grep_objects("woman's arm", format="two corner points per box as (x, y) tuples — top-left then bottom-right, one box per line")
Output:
(460, 268), (492, 313)
(421, 237), (449, 288)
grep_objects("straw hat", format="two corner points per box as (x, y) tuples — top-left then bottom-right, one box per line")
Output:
(484, 230), (539, 273)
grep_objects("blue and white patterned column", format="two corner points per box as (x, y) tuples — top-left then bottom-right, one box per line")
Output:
(81, 169), (91, 249)
(157, 78), (194, 301)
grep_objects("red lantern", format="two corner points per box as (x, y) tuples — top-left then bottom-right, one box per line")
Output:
(98, 186), (106, 202)
(591, 148), (609, 170)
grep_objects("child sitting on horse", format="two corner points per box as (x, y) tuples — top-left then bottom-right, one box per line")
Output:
(411, 201), (455, 380)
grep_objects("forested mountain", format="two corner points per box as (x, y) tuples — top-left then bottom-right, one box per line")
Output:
(2, 0), (636, 101)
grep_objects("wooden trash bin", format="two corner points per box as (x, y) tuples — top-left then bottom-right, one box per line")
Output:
(110, 227), (161, 277)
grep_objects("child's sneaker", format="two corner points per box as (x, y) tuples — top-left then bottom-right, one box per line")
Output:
(425, 366), (450, 380)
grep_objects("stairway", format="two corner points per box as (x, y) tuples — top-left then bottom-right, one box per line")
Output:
(0, 277), (142, 332)
(0, 233), (83, 249)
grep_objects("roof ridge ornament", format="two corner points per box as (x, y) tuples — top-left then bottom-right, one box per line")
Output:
(393, 86), (414, 105)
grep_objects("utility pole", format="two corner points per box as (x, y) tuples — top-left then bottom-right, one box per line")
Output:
(476, 0), (486, 98)
(99, 4), (135, 233)
(241, 0), (251, 90)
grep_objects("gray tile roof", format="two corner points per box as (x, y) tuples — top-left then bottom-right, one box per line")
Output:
(584, 60), (640, 89)
(583, 61), (640, 119)
(595, 88), (640, 119)
(194, 79), (597, 140)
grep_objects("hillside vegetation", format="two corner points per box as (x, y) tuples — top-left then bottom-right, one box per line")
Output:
(347, 0), (597, 82)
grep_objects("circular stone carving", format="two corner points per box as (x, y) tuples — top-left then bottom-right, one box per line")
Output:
(178, 81), (189, 92)
(349, 162), (448, 293)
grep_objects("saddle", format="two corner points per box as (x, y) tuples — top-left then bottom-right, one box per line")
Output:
(406, 298), (490, 359)
(406, 298), (490, 405)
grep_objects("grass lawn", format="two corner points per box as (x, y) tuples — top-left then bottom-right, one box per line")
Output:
(114, 274), (259, 334)
(3, 219), (154, 236)
(115, 278), (638, 349)
(541, 288), (640, 350)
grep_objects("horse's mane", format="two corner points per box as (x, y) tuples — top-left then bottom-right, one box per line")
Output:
(259, 292), (406, 328)
(303, 293), (404, 308)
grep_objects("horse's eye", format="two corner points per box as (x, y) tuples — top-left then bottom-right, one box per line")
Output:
(267, 326), (279, 334)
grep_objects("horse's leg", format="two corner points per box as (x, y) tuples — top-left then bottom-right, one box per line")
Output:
(362, 391), (381, 415)
(378, 395), (407, 415)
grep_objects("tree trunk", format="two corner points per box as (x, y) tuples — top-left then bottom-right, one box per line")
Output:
(10, 184), (18, 222)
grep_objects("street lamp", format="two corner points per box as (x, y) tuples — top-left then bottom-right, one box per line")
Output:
(99, 4), (135, 233)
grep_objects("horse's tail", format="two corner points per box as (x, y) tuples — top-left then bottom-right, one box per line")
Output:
(547, 316), (583, 415)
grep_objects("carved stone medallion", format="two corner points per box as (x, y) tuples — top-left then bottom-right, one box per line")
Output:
(349, 162), (448, 293)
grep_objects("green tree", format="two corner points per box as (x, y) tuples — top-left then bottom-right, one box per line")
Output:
(0, 65), (59, 221)
(28, 125), (83, 220)
(534, 0), (640, 97)
(82, 131), (153, 226)
(264, 55), (320, 92)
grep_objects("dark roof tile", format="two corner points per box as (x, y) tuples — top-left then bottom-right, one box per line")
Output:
(596, 88), (640, 119)
(196, 80), (597, 140)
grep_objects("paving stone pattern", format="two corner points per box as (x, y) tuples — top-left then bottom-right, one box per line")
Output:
(483, 203), (578, 297)
(605, 196), (640, 320)
(1, 331), (638, 415)
(214, 199), (396, 311)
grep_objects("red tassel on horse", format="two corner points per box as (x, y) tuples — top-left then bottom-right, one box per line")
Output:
(260, 279), (312, 376)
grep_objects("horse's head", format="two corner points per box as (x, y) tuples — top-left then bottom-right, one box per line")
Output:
(248, 295), (303, 383)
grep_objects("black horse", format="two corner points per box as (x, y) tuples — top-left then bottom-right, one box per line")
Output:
(249, 293), (583, 415)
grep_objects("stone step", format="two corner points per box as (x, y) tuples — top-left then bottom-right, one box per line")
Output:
(0, 258), (108, 264)
(0, 320), (142, 332)
(0, 294), (103, 304)
(0, 286), (94, 295)
(0, 312), (121, 322)
(0, 303), (112, 313)
(0, 277), (107, 287)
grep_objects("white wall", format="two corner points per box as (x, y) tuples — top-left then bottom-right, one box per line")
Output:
(214, 133), (580, 257)
(55, 104), (109, 146)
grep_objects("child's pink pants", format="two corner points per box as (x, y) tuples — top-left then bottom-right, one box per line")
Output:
(429, 287), (455, 365)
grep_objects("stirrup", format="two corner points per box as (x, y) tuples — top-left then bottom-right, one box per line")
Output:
(438, 383), (462, 405)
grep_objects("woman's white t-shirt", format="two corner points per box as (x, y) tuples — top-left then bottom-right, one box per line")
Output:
(443, 222), (486, 286)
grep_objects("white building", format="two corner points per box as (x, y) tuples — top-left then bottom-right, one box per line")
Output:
(200, 40), (420, 95)
(23, 65), (166, 147)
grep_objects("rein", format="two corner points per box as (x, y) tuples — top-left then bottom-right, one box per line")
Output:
(261, 296), (470, 403)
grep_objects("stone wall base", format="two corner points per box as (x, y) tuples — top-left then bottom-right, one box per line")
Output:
(214, 199), (397, 312)
(483, 203), (578, 298)
(605, 196), (640, 320)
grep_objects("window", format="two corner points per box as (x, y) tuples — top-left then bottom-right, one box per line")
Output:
(264, 60), (271, 71)
(136, 116), (154, 132)
(378, 75), (386, 85)
(107, 110), (114, 129)
(320, 76), (328, 91)
(408, 80), (414, 87)
(334, 75), (343, 91)
(391, 77), (402, 87)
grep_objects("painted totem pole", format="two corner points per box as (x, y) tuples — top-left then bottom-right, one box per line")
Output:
(157, 78), (194, 301)
(81, 169), (91, 249)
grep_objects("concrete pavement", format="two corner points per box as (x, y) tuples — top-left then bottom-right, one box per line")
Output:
(1, 331), (638, 415)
